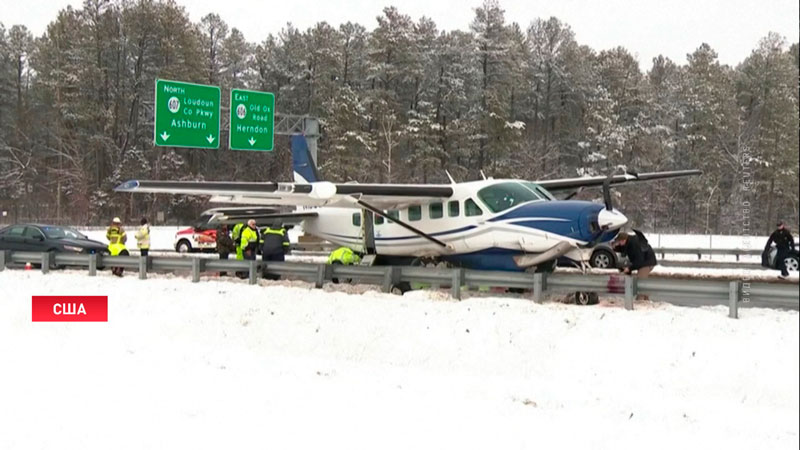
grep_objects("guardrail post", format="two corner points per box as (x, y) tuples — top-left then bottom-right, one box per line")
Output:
(315, 264), (327, 289)
(88, 253), (97, 276)
(382, 266), (398, 293)
(450, 269), (464, 300)
(41, 252), (51, 274)
(139, 256), (148, 280)
(191, 258), (202, 283)
(728, 280), (740, 319)
(248, 260), (258, 285)
(624, 276), (635, 310)
(532, 273), (544, 303)
(0, 250), (6, 271)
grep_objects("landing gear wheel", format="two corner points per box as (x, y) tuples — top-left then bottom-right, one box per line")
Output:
(390, 282), (412, 295)
(574, 291), (599, 305)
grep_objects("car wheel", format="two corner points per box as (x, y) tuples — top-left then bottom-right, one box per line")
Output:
(176, 240), (192, 253)
(785, 255), (799, 272)
(590, 249), (615, 269)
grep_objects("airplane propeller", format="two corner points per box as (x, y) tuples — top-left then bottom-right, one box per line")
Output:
(603, 173), (613, 211)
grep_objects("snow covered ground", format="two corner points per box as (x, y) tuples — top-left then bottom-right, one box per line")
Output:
(1, 270), (797, 450)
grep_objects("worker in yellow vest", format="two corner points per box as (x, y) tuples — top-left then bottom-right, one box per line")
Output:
(232, 222), (245, 260)
(106, 217), (128, 276)
(240, 219), (260, 261)
(327, 246), (361, 284)
(327, 246), (361, 265)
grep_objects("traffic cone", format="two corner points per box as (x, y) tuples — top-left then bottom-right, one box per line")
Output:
(25, 262), (32, 270)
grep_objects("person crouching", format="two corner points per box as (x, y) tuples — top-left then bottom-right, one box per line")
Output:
(613, 230), (657, 300)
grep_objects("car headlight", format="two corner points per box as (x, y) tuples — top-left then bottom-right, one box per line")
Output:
(63, 245), (84, 252)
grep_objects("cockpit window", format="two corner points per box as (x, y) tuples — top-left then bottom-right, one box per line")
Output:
(477, 182), (543, 213)
(522, 182), (556, 201)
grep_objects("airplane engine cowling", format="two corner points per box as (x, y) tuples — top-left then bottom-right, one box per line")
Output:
(308, 181), (337, 200)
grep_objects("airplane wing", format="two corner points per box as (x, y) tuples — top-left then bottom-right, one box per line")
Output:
(535, 169), (702, 192)
(114, 180), (453, 210)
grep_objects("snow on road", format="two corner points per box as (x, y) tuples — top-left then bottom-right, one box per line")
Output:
(0, 270), (797, 449)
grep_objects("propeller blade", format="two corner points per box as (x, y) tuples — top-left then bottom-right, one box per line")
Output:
(603, 174), (613, 210)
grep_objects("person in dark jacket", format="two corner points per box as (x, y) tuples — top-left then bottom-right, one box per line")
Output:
(215, 224), (235, 276)
(613, 230), (658, 278)
(261, 221), (290, 280)
(766, 221), (796, 278)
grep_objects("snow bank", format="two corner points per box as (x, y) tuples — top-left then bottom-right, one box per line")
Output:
(0, 271), (797, 450)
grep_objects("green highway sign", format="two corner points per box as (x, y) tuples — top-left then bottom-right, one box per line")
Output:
(154, 79), (220, 149)
(229, 88), (275, 151)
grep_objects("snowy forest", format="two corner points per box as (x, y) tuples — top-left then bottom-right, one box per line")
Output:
(0, 0), (797, 233)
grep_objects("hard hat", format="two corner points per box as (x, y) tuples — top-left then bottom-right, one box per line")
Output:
(112, 217), (121, 223)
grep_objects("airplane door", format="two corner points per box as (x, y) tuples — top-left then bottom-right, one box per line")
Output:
(362, 209), (376, 254)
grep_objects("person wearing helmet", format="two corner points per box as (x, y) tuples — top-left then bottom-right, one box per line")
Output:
(106, 217), (129, 276)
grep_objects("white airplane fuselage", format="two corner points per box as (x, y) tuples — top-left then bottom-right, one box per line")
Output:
(298, 179), (627, 271)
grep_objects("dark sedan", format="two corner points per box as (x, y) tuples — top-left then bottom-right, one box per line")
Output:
(0, 224), (109, 259)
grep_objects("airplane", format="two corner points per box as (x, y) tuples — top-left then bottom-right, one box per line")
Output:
(115, 136), (701, 272)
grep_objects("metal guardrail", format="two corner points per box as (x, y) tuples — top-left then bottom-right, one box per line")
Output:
(1, 250), (797, 318)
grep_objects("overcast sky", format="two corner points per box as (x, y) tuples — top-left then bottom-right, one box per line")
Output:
(3, 0), (798, 67)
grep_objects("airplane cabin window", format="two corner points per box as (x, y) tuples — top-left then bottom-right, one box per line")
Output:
(387, 210), (399, 222)
(408, 205), (422, 221)
(429, 202), (443, 219)
(352, 212), (361, 227)
(465, 198), (483, 216)
(448, 200), (460, 217)
(477, 182), (542, 213)
(375, 214), (384, 225)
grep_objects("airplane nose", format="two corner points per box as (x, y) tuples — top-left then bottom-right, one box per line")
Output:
(597, 208), (628, 230)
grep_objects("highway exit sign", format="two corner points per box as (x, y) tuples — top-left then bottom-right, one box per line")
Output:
(154, 79), (220, 149)
(229, 89), (275, 151)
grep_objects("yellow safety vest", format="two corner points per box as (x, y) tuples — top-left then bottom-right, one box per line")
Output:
(240, 226), (259, 251)
(327, 247), (360, 265)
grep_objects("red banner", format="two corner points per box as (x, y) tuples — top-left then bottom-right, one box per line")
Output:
(32, 296), (108, 322)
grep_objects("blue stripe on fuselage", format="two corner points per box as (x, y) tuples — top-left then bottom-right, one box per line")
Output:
(319, 224), (477, 242)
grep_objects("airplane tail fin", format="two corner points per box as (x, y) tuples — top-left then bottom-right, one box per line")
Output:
(292, 135), (321, 183)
